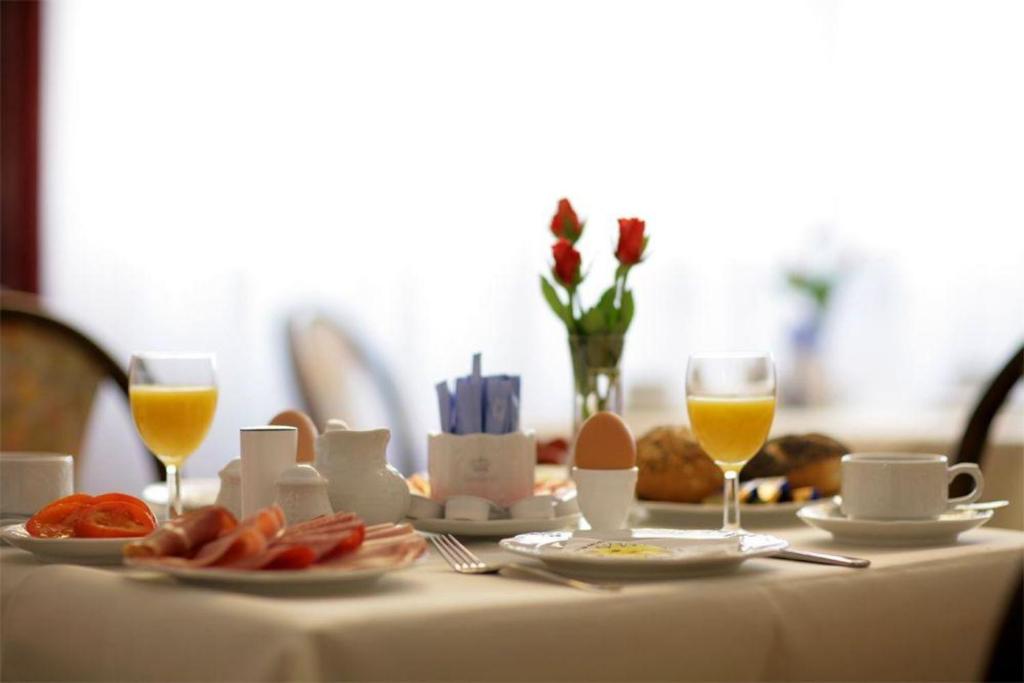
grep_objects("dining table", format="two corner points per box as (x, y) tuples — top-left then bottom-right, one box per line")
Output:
(1, 521), (1021, 682)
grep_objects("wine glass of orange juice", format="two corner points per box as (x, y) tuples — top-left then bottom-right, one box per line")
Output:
(129, 353), (218, 518)
(686, 353), (776, 533)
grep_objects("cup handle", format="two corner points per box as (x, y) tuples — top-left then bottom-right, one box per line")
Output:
(947, 463), (984, 508)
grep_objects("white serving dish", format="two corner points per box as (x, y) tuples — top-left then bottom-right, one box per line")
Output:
(500, 528), (788, 580)
(410, 513), (580, 537)
(1, 523), (130, 564)
(797, 500), (993, 546)
(124, 556), (417, 588)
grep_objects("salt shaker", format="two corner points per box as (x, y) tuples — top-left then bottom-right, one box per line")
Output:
(240, 426), (297, 518)
(275, 464), (334, 524)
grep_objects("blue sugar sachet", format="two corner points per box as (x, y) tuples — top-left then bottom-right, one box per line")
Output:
(441, 353), (521, 435)
(436, 381), (454, 433)
(454, 376), (483, 434)
(484, 377), (514, 434)
(509, 392), (520, 432)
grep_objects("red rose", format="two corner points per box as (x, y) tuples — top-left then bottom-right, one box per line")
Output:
(550, 198), (582, 242)
(615, 218), (646, 265)
(552, 239), (581, 286)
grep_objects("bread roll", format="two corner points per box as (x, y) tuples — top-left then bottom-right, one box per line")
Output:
(636, 426), (723, 503)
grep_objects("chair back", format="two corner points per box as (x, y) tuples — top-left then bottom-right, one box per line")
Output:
(0, 292), (163, 479)
(288, 310), (418, 474)
(954, 344), (1023, 467)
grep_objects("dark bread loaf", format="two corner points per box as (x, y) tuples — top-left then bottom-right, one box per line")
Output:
(743, 433), (848, 495)
(636, 426), (723, 503)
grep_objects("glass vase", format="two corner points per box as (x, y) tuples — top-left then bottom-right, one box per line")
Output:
(568, 333), (624, 435)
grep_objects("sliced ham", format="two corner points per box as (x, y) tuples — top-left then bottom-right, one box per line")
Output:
(364, 523), (415, 540)
(188, 506), (286, 567)
(123, 506), (237, 559)
(224, 543), (318, 570)
(225, 525), (365, 569)
(126, 505), (423, 574)
(316, 523), (425, 571)
(279, 511), (360, 536)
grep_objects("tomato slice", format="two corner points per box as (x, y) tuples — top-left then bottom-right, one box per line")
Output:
(91, 493), (145, 506)
(73, 501), (158, 538)
(25, 495), (94, 538)
(90, 493), (157, 523)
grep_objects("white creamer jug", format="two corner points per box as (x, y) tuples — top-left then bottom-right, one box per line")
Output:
(315, 423), (410, 525)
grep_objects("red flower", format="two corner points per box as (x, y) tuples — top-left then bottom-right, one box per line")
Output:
(615, 218), (646, 265)
(550, 198), (582, 242)
(552, 239), (581, 286)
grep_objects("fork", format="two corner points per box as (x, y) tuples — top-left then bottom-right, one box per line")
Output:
(430, 534), (621, 593)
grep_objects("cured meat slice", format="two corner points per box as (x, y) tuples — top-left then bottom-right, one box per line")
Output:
(123, 506), (237, 559)
(364, 523), (415, 540)
(188, 506), (286, 567)
(278, 512), (361, 538)
(226, 525), (366, 570)
(315, 523), (425, 571)
(225, 543), (318, 570)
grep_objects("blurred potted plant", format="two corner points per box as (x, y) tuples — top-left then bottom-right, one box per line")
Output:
(540, 198), (649, 433)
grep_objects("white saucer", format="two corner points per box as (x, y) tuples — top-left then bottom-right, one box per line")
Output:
(636, 500), (808, 528)
(1, 524), (130, 564)
(797, 500), (993, 546)
(410, 513), (580, 537)
(500, 528), (788, 580)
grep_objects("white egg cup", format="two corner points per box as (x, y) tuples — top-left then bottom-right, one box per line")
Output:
(571, 466), (638, 531)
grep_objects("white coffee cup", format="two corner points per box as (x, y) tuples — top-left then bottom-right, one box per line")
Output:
(0, 452), (74, 519)
(840, 453), (983, 520)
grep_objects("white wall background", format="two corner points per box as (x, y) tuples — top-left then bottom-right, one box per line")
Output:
(41, 0), (1024, 492)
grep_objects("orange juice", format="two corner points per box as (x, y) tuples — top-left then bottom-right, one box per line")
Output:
(130, 385), (218, 465)
(686, 396), (775, 471)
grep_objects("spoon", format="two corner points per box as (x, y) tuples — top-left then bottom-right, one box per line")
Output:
(954, 500), (1008, 511)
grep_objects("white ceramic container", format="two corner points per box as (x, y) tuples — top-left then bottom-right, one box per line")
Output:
(240, 426), (297, 518)
(407, 494), (444, 520)
(444, 495), (501, 521)
(315, 425), (410, 525)
(427, 431), (535, 507)
(214, 458), (242, 518)
(509, 495), (557, 520)
(571, 466), (638, 531)
(274, 464), (334, 524)
(840, 453), (983, 520)
(0, 452), (74, 519)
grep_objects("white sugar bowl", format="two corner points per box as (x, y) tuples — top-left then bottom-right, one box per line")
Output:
(214, 458), (242, 518)
(275, 464), (334, 524)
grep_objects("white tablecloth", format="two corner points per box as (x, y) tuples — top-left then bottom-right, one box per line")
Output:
(2, 526), (1022, 682)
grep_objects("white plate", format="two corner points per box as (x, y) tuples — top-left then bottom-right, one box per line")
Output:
(797, 500), (993, 546)
(636, 500), (808, 528)
(124, 557), (415, 588)
(500, 528), (788, 580)
(1, 524), (131, 564)
(142, 478), (220, 511)
(410, 513), (580, 537)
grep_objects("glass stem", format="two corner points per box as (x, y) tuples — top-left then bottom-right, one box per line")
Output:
(166, 464), (182, 519)
(723, 469), (741, 533)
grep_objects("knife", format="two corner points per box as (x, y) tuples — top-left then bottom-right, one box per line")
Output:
(772, 548), (870, 568)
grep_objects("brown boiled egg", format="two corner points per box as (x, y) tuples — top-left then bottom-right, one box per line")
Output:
(573, 412), (637, 469)
(270, 409), (318, 462)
